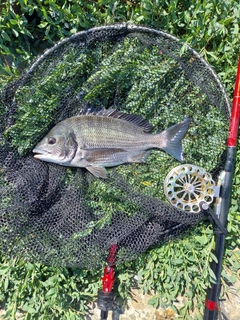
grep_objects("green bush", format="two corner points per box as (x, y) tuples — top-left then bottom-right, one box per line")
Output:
(0, 257), (101, 319)
(0, 0), (239, 92)
(0, 1), (239, 319)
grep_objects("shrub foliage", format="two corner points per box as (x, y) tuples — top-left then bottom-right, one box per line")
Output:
(0, 1), (239, 319)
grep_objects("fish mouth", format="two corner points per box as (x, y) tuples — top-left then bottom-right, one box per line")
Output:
(32, 148), (51, 159)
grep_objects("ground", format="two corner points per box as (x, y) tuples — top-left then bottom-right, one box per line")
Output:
(87, 279), (240, 320)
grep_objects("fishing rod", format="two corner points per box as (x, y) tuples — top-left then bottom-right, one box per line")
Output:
(203, 57), (240, 319)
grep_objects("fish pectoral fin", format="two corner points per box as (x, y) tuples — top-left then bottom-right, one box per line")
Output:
(86, 166), (108, 179)
(81, 148), (127, 163)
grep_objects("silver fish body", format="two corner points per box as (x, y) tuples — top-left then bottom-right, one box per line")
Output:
(33, 108), (191, 178)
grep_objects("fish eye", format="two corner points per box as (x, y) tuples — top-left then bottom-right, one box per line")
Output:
(48, 137), (56, 145)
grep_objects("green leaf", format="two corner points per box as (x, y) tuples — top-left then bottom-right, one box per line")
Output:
(0, 266), (9, 275)
(46, 287), (57, 296)
(1, 30), (11, 41)
(172, 258), (184, 265)
(209, 252), (218, 263)
(223, 17), (233, 26)
(42, 275), (57, 287)
(233, 23), (239, 35)
(9, 19), (18, 25)
(208, 267), (217, 281)
(148, 295), (159, 308)
(12, 29), (19, 37)
(38, 22), (49, 28)
(195, 235), (209, 245)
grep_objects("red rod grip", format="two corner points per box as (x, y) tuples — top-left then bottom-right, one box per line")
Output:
(227, 57), (240, 147)
(102, 266), (115, 292)
(101, 244), (117, 292)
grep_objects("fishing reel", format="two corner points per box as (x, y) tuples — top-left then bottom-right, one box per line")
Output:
(164, 164), (220, 213)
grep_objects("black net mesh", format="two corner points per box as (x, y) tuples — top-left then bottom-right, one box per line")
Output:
(0, 24), (230, 269)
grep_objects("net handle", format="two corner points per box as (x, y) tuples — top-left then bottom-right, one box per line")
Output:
(204, 56), (240, 319)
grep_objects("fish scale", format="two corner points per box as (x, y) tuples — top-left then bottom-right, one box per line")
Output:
(72, 116), (147, 148)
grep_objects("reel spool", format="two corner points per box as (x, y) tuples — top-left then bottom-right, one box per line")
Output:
(164, 164), (219, 213)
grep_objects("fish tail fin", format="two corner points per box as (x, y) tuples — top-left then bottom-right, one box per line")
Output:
(158, 117), (191, 162)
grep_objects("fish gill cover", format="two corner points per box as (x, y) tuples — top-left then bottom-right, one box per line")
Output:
(0, 24), (230, 268)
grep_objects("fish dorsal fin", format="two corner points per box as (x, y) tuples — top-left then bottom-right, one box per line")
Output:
(79, 107), (153, 132)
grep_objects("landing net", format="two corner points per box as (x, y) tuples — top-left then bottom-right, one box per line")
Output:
(0, 24), (230, 268)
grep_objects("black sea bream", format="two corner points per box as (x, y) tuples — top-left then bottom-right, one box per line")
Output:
(33, 108), (191, 178)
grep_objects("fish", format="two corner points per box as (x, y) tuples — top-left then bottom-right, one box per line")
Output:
(33, 108), (191, 179)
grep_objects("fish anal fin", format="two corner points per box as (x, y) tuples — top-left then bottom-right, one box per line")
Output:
(86, 166), (108, 179)
(128, 150), (152, 163)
